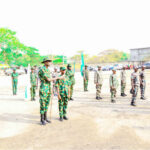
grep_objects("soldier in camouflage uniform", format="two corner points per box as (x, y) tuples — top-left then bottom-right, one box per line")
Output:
(65, 64), (75, 100)
(130, 67), (139, 106)
(94, 66), (103, 100)
(109, 68), (119, 103)
(56, 67), (70, 121)
(120, 66), (127, 97)
(83, 65), (89, 92)
(30, 67), (37, 101)
(38, 57), (63, 125)
(139, 66), (146, 100)
(52, 67), (59, 96)
(11, 68), (19, 95)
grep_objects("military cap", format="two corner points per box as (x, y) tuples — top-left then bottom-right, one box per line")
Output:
(97, 65), (101, 68)
(85, 65), (88, 67)
(60, 66), (66, 71)
(67, 64), (72, 67)
(112, 68), (116, 71)
(31, 67), (34, 70)
(42, 57), (52, 63)
(13, 68), (16, 71)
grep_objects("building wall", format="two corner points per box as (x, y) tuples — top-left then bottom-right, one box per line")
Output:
(130, 48), (150, 61)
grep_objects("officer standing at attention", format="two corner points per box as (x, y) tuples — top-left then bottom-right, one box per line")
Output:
(56, 67), (70, 121)
(130, 66), (139, 106)
(11, 68), (19, 95)
(94, 66), (103, 100)
(83, 65), (89, 92)
(30, 67), (37, 101)
(120, 66), (127, 97)
(139, 66), (146, 100)
(109, 68), (119, 103)
(38, 57), (63, 125)
(65, 64), (75, 100)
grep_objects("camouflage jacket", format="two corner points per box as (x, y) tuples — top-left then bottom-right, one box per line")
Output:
(11, 72), (18, 81)
(30, 72), (37, 86)
(120, 70), (126, 83)
(83, 69), (89, 80)
(65, 70), (75, 85)
(109, 74), (119, 89)
(56, 75), (69, 97)
(94, 70), (103, 84)
(38, 66), (51, 94)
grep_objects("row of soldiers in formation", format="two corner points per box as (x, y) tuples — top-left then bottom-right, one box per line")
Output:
(11, 57), (146, 125)
(82, 65), (146, 106)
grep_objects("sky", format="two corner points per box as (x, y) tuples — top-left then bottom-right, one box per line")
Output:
(0, 0), (150, 57)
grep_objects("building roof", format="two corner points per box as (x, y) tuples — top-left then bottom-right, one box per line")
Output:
(130, 47), (150, 51)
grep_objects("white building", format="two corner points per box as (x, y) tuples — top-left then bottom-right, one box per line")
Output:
(130, 47), (150, 62)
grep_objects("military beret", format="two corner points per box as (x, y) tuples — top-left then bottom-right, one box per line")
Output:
(60, 66), (66, 71)
(67, 64), (72, 67)
(42, 57), (52, 63)
(13, 68), (16, 71)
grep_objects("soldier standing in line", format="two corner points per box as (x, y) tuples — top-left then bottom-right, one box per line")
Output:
(65, 64), (75, 100)
(83, 65), (89, 92)
(120, 66), (127, 97)
(130, 67), (139, 106)
(94, 66), (103, 100)
(139, 66), (146, 100)
(38, 57), (63, 125)
(11, 68), (19, 95)
(30, 67), (37, 101)
(56, 67), (70, 121)
(109, 68), (119, 103)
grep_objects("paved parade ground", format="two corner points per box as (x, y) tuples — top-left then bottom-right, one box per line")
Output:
(1, 70), (150, 150)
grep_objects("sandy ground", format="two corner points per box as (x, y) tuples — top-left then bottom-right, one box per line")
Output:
(0, 70), (150, 150)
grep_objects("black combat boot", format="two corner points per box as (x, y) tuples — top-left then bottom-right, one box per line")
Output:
(63, 116), (68, 120)
(121, 93), (124, 96)
(111, 99), (116, 103)
(41, 114), (46, 125)
(131, 100), (136, 106)
(70, 98), (74, 101)
(96, 96), (99, 100)
(123, 93), (127, 96)
(44, 112), (51, 123)
(59, 117), (63, 122)
(141, 97), (146, 100)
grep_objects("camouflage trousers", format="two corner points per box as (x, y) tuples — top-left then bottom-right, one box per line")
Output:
(30, 85), (36, 99)
(12, 80), (18, 95)
(58, 96), (68, 117)
(110, 88), (117, 100)
(121, 82), (126, 94)
(140, 83), (145, 98)
(132, 86), (138, 102)
(84, 79), (88, 91)
(39, 92), (51, 115)
(96, 84), (102, 97)
(70, 84), (74, 98)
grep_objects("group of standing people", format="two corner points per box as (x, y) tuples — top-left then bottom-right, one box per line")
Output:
(11, 58), (146, 125)
(82, 65), (146, 106)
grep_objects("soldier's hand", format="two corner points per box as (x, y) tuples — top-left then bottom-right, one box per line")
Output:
(58, 94), (61, 100)
(58, 76), (65, 80)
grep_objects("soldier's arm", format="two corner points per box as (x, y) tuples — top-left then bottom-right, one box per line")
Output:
(94, 72), (97, 84)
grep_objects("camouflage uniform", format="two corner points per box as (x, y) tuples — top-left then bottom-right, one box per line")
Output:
(30, 72), (37, 100)
(109, 73), (119, 102)
(56, 74), (69, 118)
(11, 72), (19, 95)
(83, 69), (89, 91)
(65, 68), (75, 99)
(52, 70), (59, 96)
(131, 72), (139, 105)
(94, 70), (103, 98)
(38, 66), (51, 115)
(120, 70), (126, 95)
(139, 70), (146, 99)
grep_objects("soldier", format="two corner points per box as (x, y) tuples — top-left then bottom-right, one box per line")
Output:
(56, 67), (70, 121)
(109, 68), (119, 103)
(38, 57), (63, 125)
(94, 66), (103, 100)
(120, 66), (127, 97)
(30, 67), (37, 101)
(65, 64), (75, 100)
(83, 65), (89, 91)
(139, 66), (146, 100)
(130, 67), (139, 106)
(52, 67), (59, 96)
(11, 68), (19, 95)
